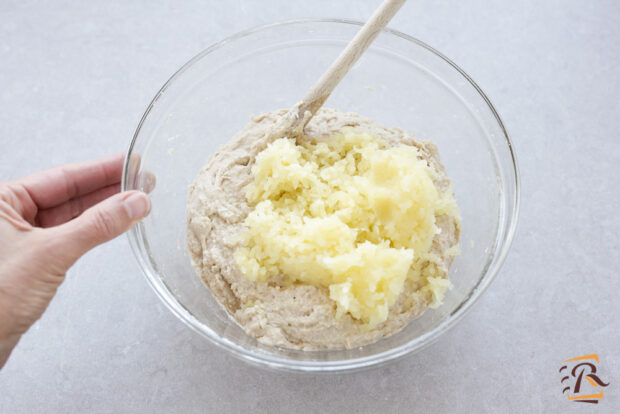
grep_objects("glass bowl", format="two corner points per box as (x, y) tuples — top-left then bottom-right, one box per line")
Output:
(122, 19), (519, 373)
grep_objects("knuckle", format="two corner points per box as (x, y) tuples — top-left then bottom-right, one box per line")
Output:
(91, 209), (118, 239)
(0, 183), (16, 204)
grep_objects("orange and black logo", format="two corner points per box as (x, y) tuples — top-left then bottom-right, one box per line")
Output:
(560, 354), (610, 404)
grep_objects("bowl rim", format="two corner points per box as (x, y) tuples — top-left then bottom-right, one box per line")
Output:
(123, 18), (521, 373)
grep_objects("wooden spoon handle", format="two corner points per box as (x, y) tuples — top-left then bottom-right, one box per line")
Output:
(300, 0), (407, 116)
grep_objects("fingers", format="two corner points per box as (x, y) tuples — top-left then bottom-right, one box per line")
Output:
(17, 152), (125, 210)
(125, 151), (156, 194)
(47, 190), (151, 269)
(36, 183), (120, 228)
(140, 171), (157, 194)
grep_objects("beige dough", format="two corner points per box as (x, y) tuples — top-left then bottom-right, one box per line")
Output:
(186, 108), (459, 350)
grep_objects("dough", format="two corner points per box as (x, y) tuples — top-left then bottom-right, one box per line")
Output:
(186, 108), (460, 350)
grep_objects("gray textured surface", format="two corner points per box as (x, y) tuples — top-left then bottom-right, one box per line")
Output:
(1, 1), (619, 412)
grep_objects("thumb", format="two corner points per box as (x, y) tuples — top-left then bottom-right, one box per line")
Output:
(49, 190), (151, 269)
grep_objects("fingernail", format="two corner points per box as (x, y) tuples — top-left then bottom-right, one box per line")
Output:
(123, 192), (151, 220)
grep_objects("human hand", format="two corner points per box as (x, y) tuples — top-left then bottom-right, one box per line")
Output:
(0, 153), (151, 368)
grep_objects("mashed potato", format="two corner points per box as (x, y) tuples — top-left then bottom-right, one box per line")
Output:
(234, 129), (459, 328)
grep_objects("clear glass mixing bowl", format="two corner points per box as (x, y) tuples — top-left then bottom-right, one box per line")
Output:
(122, 19), (519, 373)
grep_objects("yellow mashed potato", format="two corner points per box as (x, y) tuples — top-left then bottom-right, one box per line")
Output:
(234, 128), (460, 328)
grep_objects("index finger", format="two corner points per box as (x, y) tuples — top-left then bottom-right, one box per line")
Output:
(18, 152), (125, 210)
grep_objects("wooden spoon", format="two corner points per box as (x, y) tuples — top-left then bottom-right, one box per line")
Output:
(277, 0), (407, 138)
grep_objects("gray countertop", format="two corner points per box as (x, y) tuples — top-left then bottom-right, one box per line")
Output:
(1, 1), (618, 412)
